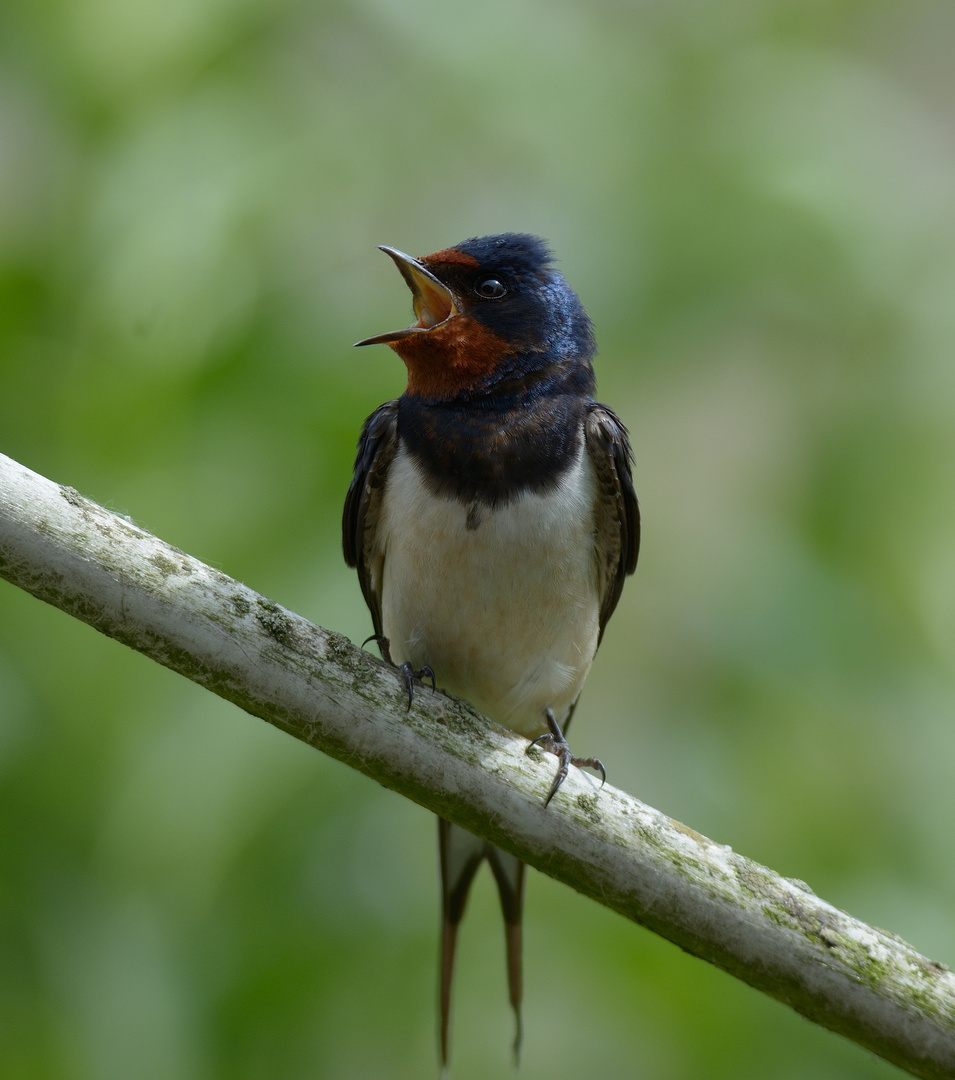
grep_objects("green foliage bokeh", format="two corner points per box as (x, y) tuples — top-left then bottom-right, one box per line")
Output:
(1, 2), (954, 1077)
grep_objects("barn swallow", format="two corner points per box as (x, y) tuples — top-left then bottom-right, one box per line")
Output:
(343, 233), (639, 1068)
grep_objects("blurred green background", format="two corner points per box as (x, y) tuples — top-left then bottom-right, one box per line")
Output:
(1, 1), (954, 1077)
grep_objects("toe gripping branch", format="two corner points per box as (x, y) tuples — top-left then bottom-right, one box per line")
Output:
(399, 661), (436, 709)
(361, 634), (436, 708)
(529, 708), (606, 807)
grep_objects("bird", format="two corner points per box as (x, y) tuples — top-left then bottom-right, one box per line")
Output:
(342, 233), (639, 1068)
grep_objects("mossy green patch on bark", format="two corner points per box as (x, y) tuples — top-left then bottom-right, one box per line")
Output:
(149, 552), (184, 577)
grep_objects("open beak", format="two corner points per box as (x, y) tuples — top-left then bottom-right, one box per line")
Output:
(354, 246), (460, 347)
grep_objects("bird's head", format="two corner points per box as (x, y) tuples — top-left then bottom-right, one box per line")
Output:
(355, 233), (595, 401)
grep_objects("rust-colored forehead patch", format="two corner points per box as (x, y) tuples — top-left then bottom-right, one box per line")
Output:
(420, 247), (480, 269)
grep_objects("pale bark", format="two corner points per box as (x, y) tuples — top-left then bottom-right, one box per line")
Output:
(1, 450), (954, 1079)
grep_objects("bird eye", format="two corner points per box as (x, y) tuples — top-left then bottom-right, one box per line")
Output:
(474, 277), (507, 299)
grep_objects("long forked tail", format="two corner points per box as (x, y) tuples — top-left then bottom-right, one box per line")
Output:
(438, 818), (526, 1069)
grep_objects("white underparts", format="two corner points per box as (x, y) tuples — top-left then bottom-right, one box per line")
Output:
(374, 442), (601, 738)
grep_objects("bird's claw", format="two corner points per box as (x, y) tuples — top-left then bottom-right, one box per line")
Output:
(361, 635), (435, 708)
(400, 661), (436, 709)
(361, 632), (386, 654)
(529, 709), (606, 807)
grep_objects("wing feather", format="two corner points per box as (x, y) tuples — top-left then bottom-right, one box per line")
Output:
(342, 400), (399, 639)
(585, 402), (640, 643)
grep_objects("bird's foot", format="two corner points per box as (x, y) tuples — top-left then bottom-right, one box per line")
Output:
(361, 635), (435, 708)
(361, 633), (393, 663)
(399, 662), (436, 709)
(529, 708), (606, 807)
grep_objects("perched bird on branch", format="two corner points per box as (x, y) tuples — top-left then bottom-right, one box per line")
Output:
(343, 233), (639, 1067)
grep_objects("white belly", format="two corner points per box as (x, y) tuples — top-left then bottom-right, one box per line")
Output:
(377, 443), (601, 737)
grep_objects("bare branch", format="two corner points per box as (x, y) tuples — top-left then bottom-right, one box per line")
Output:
(1, 449), (953, 1079)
